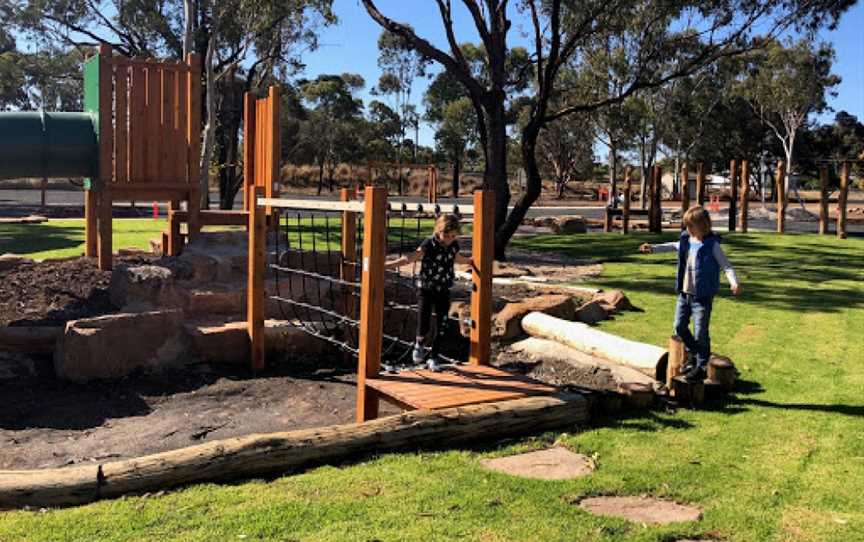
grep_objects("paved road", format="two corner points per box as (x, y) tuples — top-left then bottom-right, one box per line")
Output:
(2, 188), (862, 235)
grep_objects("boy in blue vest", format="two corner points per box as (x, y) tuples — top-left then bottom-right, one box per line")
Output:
(640, 206), (741, 382)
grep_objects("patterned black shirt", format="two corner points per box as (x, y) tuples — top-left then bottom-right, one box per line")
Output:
(417, 235), (459, 291)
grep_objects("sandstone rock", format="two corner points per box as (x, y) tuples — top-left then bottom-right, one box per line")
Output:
(551, 216), (587, 234)
(592, 290), (633, 313)
(492, 261), (531, 278)
(109, 264), (182, 311)
(55, 310), (189, 381)
(574, 299), (608, 325)
(186, 320), (336, 364)
(0, 326), (62, 354)
(492, 294), (575, 340)
(449, 300), (472, 337)
(185, 287), (245, 315)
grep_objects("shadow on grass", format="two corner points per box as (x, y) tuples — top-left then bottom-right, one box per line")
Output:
(0, 223), (84, 256)
(514, 232), (864, 313)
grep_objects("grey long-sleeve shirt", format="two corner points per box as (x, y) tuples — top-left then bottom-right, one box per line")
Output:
(651, 240), (739, 294)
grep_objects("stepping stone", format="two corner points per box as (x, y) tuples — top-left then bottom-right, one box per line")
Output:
(481, 446), (594, 480)
(578, 496), (702, 525)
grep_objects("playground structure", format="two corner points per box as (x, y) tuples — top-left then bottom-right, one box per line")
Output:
(603, 159), (855, 238)
(244, 186), (559, 422)
(0, 45), (203, 270)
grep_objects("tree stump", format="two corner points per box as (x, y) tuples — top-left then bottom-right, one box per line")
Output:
(671, 376), (704, 407)
(618, 382), (654, 410)
(708, 355), (736, 392)
(666, 335), (686, 391)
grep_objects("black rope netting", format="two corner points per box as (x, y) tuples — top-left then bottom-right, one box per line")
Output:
(270, 200), (466, 366)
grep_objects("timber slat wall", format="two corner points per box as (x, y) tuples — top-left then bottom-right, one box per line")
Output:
(86, 45), (202, 269)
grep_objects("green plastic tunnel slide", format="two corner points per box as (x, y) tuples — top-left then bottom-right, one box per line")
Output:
(0, 111), (98, 181)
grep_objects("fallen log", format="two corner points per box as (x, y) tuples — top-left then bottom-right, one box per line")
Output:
(0, 393), (587, 509)
(521, 312), (667, 380)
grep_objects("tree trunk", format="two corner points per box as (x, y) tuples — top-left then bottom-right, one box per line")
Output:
(0, 395), (587, 509)
(486, 102), (511, 260)
(452, 157), (460, 198)
(495, 121), (541, 261)
(317, 162), (325, 196)
(608, 145), (618, 208)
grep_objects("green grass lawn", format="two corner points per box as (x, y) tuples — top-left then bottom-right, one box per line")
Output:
(0, 218), (168, 260)
(1, 231), (862, 541)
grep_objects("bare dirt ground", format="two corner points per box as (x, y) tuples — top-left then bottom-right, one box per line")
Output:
(0, 357), (399, 470)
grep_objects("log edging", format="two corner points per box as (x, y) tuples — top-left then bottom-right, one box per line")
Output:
(0, 394), (587, 509)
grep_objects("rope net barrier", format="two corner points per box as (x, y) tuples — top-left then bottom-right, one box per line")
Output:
(270, 200), (468, 366)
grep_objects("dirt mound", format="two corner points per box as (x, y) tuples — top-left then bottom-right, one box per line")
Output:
(0, 256), (155, 327)
(578, 495), (702, 524)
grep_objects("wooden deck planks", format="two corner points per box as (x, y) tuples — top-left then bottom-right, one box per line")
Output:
(366, 365), (557, 411)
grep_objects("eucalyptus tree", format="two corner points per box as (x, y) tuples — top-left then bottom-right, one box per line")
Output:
(737, 38), (839, 197)
(362, 0), (854, 259)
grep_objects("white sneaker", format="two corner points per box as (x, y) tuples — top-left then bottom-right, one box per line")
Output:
(412, 343), (426, 364)
(426, 357), (442, 372)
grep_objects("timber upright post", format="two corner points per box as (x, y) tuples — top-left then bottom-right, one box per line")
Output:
(776, 161), (787, 233)
(468, 190), (495, 365)
(469, 189), (495, 366)
(739, 160), (750, 233)
(356, 186), (387, 422)
(837, 162), (850, 239)
(185, 52), (202, 240)
(247, 186), (266, 371)
(728, 160), (738, 232)
(622, 166), (632, 234)
(696, 163), (706, 207)
(680, 163), (689, 230)
(818, 166), (829, 235)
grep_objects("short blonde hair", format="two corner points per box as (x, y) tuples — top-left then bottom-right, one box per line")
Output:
(683, 206), (712, 237)
(433, 214), (461, 237)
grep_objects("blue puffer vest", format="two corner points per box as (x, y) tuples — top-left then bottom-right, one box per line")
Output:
(677, 232), (721, 298)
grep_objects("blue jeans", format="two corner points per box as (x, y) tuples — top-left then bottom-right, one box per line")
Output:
(673, 293), (714, 368)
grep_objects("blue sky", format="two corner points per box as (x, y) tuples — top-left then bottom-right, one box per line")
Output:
(303, 0), (864, 147)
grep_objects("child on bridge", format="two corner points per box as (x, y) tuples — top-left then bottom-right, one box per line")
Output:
(385, 214), (475, 372)
(640, 206), (741, 382)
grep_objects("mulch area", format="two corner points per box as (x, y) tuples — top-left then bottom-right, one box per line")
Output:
(0, 256), (153, 327)
(0, 358), (397, 470)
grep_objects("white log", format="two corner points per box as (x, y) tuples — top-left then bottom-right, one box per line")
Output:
(0, 394), (586, 509)
(521, 312), (666, 379)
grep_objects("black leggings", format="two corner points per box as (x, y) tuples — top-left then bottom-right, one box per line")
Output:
(416, 289), (450, 356)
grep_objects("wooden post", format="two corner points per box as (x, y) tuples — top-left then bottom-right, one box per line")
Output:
(776, 161), (787, 234)
(680, 163), (689, 230)
(818, 166), (829, 235)
(739, 160), (750, 233)
(696, 163), (706, 207)
(85, 190), (98, 258)
(667, 335), (686, 392)
(242, 92), (256, 212)
(357, 186), (387, 422)
(266, 86), (281, 222)
(470, 189), (494, 366)
(96, 44), (114, 271)
(837, 162), (850, 239)
(728, 160), (738, 232)
(247, 186), (266, 371)
(603, 207), (613, 233)
(622, 166), (632, 235)
(428, 166), (437, 204)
